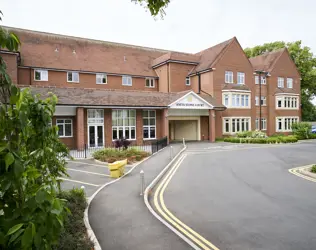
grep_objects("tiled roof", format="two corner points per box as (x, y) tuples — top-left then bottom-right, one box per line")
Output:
(23, 86), (224, 108)
(152, 52), (200, 67)
(249, 48), (285, 72)
(189, 38), (234, 74)
(5, 27), (169, 77)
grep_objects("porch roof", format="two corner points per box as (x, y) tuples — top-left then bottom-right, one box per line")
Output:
(23, 86), (225, 109)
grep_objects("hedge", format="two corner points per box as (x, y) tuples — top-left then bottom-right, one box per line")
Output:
(224, 135), (298, 144)
(53, 189), (93, 250)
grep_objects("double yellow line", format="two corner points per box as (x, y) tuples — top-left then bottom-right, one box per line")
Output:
(153, 153), (220, 250)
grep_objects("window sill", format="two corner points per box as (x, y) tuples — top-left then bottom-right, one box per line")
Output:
(145, 86), (155, 88)
(34, 79), (48, 81)
(122, 84), (132, 87)
(59, 136), (73, 138)
(143, 138), (156, 141)
(96, 83), (107, 85)
(112, 139), (136, 141)
(67, 81), (79, 83)
(226, 107), (251, 109)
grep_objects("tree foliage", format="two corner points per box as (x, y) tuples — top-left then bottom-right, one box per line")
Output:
(132, 0), (170, 17)
(0, 11), (20, 51)
(0, 14), (69, 249)
(245, 41), (316, 121)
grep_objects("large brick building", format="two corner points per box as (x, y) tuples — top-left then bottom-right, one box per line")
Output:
(1, 27), (301, 149)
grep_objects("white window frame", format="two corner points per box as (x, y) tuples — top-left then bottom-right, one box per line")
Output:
(112, 109), (136, 140)
(275, 95), (299, 109)
(222, 92), (251, 109)
(222, 117), (251, 135)
(143, 110), (156, 140)
(277, 77), (284, 88)
(255, 75), (266, 85)
(223, 94), (229, 106)
(261, 96), (267, 106)
(122, 75), (132, 86)
(287, 78), (293, 88)
(96, 73), (107, 84)
(34, 69), (48, 81)
(237, 72), (245, 85)
(255, 96), (259, 106)
(67, 71), (79, 83)
(145, 78), (155, 88)
(56, 119), (73, 138)
(185, 77), (191, 86)
(276, 116), (299, 132)
(225, 71), (233, 84)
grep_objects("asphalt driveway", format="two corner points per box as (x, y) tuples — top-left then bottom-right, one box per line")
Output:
(61, 159), (112, 197)
(163, 141), (316, 250)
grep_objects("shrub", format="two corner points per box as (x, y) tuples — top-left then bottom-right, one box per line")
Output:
(93, 148), (150, 163)
(311, 165), (316, 173)
(236, 130), (267, 138)
(114, 138), (131, 150)
(270, 133), (286, 137)
(291, 122), (312, 139)
(236, 131), (253, 138)
(54, 189), (93, 250)
(309, 133), (316, 139)
(215, 138), (224, 142)
(224, 135), (298, 144)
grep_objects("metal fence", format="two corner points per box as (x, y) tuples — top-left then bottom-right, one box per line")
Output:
(69, 137), (168, 159)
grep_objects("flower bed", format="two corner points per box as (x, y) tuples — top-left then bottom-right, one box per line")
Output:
(223, 130), (298, 144)
(92, 148), (150, 164)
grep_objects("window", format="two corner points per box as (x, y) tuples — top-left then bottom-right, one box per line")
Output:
(146, 78), (155, 88)
(223, 94), (229, 106)
(67, 72), (79, 83)
(88, 109), (104, 124)
(56, 119), (72, 137)
(277, 77), (284, 88)
(255, 75), (266, 85)
(185, 77), (190, 86)
(122, 75), (132, 86)
(143, 110), (156, 139)
(256, 118), (267, 130)
(225, 71), (233, 83)
(255, 96), (259, 106)
(237, 72), (245, 84)
(276, 95), (299, 109)
(287, 78), (293, 88)
(223, 117), (251, 134)
(96, 74), (107, 84)
(112, 110), (136, 140)
(34, 69), (48, 81)
(223, 92), (251, 108)
(276, 117), (299, 132)
(261, 96), (267, 106)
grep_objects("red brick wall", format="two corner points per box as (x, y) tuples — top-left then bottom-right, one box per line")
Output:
(77, 107), (85, 149)
(53, 116), (76, 149)
(1, 53), (18, 84)
(200, 116), (209, 140)
(169, 63), (195, 92)
(104, 109), (112, 145)
(17, 68), (159, 91)
(136, 109), (143, 144)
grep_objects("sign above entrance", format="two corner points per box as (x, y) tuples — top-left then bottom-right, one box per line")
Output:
(169, 92), (213, 110)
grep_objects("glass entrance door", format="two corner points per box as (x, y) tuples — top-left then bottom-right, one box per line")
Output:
(88, 125), (103, 147)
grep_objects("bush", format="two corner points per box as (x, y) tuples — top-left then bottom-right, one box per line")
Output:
(224, 135), (298, 144)
(236, 130), (267, 138)
(215, 138), (224, 142)
(291, 122), (312, 139)
(311, 165), (316, 173)
(54, 189), (93, 250)
(93, 148), (150, 163)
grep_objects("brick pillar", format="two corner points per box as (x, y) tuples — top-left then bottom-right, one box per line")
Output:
(161, 108), (169, 144)
(76, 107), (85, 149)
(104, 109), (112, 146)
(209, 109), (216, 142)
(136, 109), (143, 144)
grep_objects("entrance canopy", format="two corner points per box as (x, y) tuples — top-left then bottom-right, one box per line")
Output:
(168, 91), (214, 110)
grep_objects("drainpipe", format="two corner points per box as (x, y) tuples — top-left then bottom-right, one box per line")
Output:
(197, 72), (201, 94)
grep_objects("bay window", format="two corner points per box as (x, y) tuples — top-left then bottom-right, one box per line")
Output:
(222, 92), (251, 108)
(223, 117), (251, 134)
(276, 95), (299, 109)
(276, 117), (299, 132)
(112, 110), (136, 140)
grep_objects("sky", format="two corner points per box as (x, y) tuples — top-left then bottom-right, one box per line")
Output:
(1, 0), (316, 104)
(1, 0), (316, 54)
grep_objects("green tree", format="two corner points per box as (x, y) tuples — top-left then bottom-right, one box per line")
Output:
(0, 11), (20, 51)
(0, 13), (69, 249)
(133, 0), (170, 16)
(245, 41), (316, 121)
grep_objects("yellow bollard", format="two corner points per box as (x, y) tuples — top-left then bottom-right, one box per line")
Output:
(108, 159), (127, 178)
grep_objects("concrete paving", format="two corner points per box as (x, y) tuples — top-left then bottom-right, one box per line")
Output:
(88, 143), (191, 250)
(164, 141), (316, 250)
